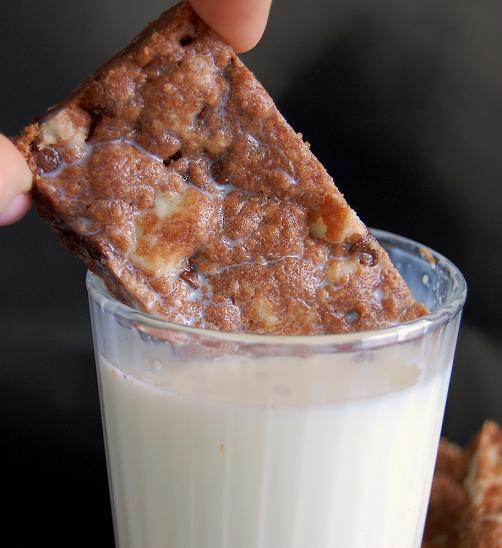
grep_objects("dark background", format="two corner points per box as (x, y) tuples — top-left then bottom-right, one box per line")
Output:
(1, 0), (501, 546)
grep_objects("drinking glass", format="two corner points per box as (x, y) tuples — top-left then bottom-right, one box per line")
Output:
(87, 229), (466, 548)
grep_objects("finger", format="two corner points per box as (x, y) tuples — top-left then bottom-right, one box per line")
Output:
(0, 133), (32, 214)
(0, 192), (32, 226)
(190, 0), (272, 52)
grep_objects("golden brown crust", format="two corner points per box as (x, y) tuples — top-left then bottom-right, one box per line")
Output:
(15, 1), (426, 334)
(424, 422), (502, 548)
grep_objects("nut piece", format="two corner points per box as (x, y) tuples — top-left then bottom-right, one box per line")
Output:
(40, 107), (90, 149)
(326, 258), (359, 285)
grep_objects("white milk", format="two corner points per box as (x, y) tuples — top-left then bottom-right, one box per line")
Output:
(97, 348), (451, 548)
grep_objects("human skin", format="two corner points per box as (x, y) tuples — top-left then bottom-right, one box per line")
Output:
(0, 0), (271, 226)
(0, 134), (32, 225)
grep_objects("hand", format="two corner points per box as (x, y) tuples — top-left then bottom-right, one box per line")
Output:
(0, 134), (32, 226)
(190, 0), (272, 52)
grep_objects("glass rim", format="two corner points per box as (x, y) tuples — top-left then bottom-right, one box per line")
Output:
(86, 228), (466, 351)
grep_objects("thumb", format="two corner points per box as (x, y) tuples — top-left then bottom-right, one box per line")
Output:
(0, 134), (32, 225)
(189, 0), (272, 53)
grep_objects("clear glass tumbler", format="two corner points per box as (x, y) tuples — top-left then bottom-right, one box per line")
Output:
(87, 229), (466, 548)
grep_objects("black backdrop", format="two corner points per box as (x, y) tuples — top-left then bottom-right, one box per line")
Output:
(1, 0), (501, 546)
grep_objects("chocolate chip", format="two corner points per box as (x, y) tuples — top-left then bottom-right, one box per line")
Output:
(180, 269), (200, 289)
(36, 147), (61, 173)
(163, 150), (182, 166)
(350, 236), (378, 267)
(359, 251), (378, 267)
(211, 159), (227, 183)
(179, 35), (194, 47)
(196, 105), (209, 121)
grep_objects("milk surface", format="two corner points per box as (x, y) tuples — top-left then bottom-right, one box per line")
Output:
(97, 350), (451, 548)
